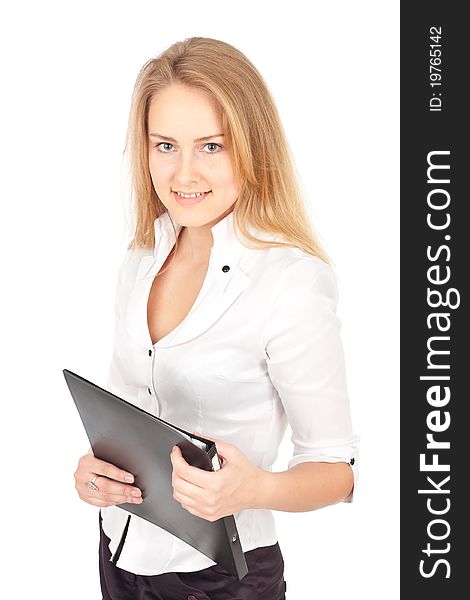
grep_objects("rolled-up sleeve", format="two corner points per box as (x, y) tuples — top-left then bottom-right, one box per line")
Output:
(263, 256), (359, 502)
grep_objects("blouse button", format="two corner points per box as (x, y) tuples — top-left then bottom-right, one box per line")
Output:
(148, 387), (152, 395)
(349, 458), (355, 465)
(148, 349), (152, 357)
(222, 265), (230, 272)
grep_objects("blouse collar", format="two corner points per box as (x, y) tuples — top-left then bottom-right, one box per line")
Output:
(152, 210), (244, 267)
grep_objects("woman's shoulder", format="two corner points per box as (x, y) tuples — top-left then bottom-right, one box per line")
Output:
(243, 223), (332, 277)
(240, 238), (337, 314)
(244, 235), (334, 283)
(271, 243), (331, 270)
(115, 243), (153, 284)
(122, 242), (152, 262)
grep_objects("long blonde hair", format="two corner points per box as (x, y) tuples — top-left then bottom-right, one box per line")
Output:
(123, 37), (330, 264)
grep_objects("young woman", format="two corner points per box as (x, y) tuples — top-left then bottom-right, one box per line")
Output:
(74, 37), (359, 600)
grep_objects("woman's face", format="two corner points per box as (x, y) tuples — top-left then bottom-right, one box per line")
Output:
(147, 83), (239, 229)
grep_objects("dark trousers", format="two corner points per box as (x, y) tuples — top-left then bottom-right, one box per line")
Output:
(99, 513), (287, 600)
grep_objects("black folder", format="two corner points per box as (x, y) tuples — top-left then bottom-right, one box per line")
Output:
(63, 369), (248, 579)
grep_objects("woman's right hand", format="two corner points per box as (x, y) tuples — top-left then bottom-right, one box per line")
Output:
(74, 453), (143, 507)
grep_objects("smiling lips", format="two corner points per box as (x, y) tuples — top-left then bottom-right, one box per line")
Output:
(172, 190), (212, 205)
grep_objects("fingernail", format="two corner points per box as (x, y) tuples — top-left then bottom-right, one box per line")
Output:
(132, 497), (142, 504)
(124, 474), (134, 483)
(131, 490), (141, 497)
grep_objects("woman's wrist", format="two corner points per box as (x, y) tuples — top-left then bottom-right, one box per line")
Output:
(247, 467), (275, 510)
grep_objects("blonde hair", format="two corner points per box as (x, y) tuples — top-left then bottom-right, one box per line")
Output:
(124, 37), (331, 264)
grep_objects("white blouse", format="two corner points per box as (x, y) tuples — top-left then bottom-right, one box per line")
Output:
(99, 210), (359, 576)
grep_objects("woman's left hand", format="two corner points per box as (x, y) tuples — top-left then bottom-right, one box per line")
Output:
(170, 434), (265, 521)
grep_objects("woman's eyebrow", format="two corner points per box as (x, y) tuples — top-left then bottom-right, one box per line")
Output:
(149, 133), (224, 143)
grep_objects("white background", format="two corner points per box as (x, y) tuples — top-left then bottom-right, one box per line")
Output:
(0, 1), (399, 598)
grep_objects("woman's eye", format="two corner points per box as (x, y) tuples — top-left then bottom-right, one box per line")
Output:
(203, 143), (222, 153)
(153, 142), (222, 153)
(155, 142), (174, 152)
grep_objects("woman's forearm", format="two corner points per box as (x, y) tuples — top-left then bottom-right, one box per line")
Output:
(252, 461), (354, 512)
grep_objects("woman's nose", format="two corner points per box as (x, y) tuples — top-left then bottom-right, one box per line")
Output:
(174, 151), (200, 184)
